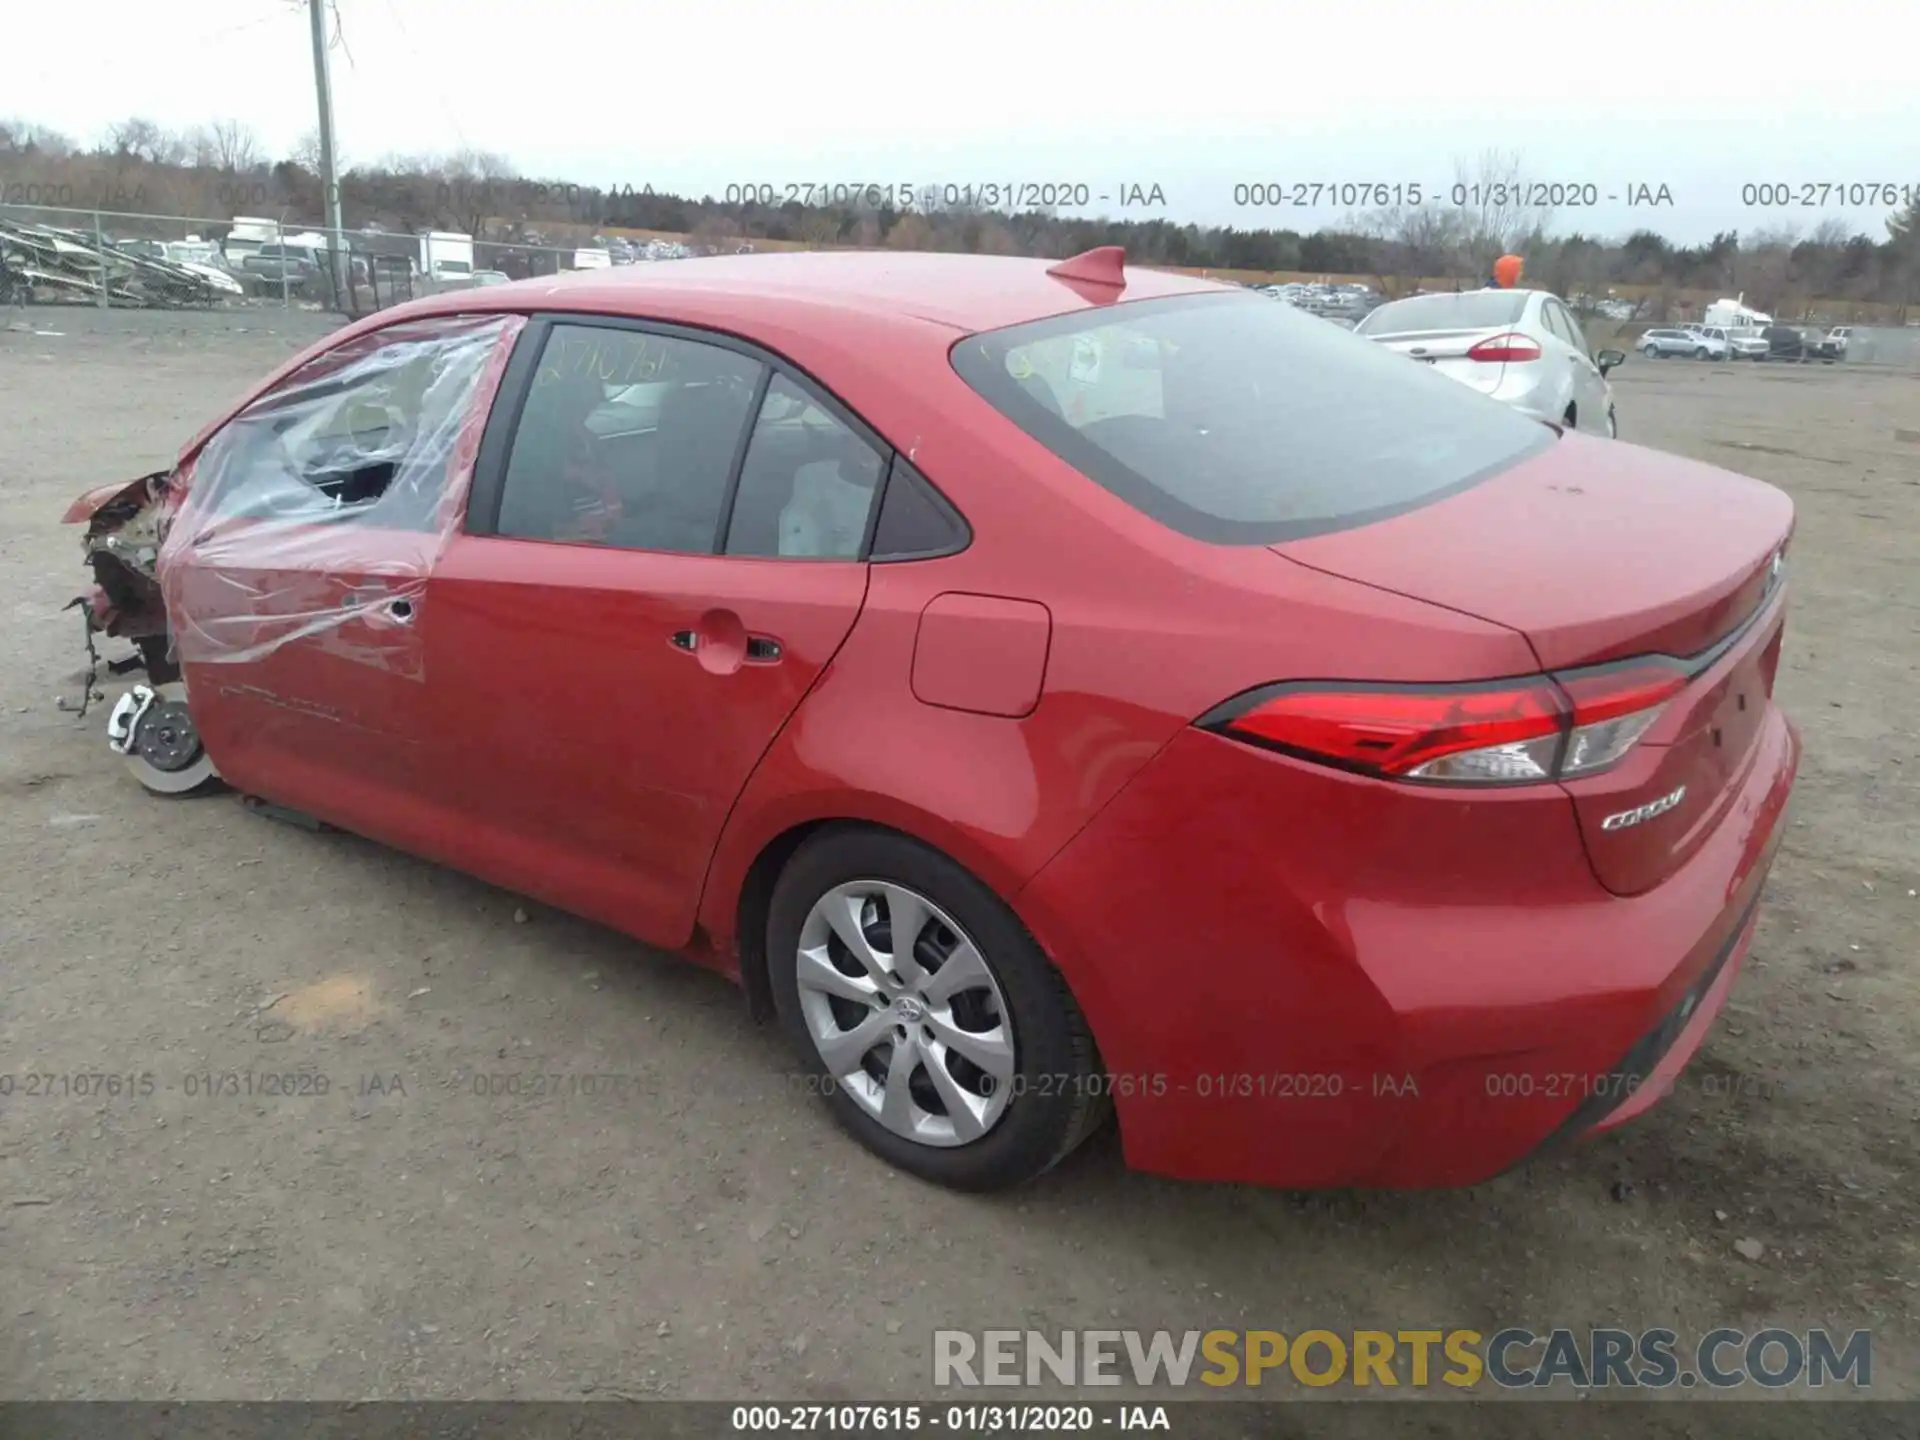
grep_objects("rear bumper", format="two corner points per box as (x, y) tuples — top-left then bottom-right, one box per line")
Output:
(1527, 885), (1762, 1153)
(1486, 371), (1573, 425)
(1017, 702), (1801, 1189)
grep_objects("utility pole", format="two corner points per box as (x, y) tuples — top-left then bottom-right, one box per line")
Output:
(308, 0), (350, 311)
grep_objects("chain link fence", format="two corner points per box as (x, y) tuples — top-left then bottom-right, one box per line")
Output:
(1, 202), (685, 320)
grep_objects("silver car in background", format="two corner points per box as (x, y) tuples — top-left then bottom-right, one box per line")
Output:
(1353, 289), (1625, 438)
(1643, 327), (1722, 359)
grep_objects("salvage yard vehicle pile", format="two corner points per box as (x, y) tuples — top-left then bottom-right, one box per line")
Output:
(0, 216), (236, 308)
(4, 280), (1918, 1404)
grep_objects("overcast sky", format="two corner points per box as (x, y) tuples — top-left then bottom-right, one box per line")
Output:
(6, 0), (1916, 245)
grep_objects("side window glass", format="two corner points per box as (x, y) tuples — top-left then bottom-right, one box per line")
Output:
(870, 457), (970, 561)
(497, 323), (764, 551)
(723, 374), (886, 559)
(1539, 303), (1571, 346)
(1555, 303), (1590, 354)
(188, 314), (516, 536)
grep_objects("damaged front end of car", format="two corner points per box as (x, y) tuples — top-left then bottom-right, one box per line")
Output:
(62, 466), (221, 794)
(58, 311), (526, 801)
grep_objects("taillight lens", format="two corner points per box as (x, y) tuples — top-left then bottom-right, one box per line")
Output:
(1466, 332), (1542, 363)
(1553, 662), (1687, 776)
(1219, 681), (1564, 782)
(1206, 660), (1690, 786)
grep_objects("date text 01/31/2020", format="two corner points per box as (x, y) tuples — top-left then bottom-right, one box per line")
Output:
(730, 1404), (1172, 1432)
(1229, 181), (1676, 208)
(4, 1068), (1759, 1108)
(719, 182), (1168, 210)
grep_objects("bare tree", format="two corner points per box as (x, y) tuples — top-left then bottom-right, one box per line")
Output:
(797, 213), (842, 248)
(1795, 217), (1852, 311)
(1887, 199), (1920, 317)
(439, 148), (518, 236)
(208, 119), (262, 172)
(1357, 203), (1467, 287)
(1736, 227), (1798, 314)
(290, 129), (325, 174)
(105, 117), (169, 162)
(973, 217), (1021, 256)
(1449, 149), (1556, 274)
(180, 125), (220, 168)
(885, 214), (934, 250)
(0, 118), (76, 156)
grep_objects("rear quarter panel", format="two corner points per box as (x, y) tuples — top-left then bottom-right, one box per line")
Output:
(693, 336), (1541, 954)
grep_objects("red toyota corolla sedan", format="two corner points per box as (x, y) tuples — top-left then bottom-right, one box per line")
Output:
(65, 247), (1800, 1193)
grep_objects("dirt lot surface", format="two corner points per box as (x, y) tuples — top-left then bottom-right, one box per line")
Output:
(1, 309), (1916, 1426)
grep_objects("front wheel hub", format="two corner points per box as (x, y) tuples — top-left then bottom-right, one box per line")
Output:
(109, 681), (220, 796)
(134, 698), (201, 772)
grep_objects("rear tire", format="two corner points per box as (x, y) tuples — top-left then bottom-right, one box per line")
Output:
(767, 827), (1107, 1192)
(1642, 344), (1660, 359)
(1694, 347), (1708, 359)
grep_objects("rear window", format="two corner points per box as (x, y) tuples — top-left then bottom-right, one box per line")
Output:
(950, 291), (1552, 545)
(1356, 291), (1529, 334)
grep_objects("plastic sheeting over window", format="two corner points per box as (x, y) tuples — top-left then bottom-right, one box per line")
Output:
(157, 313), (523, 674)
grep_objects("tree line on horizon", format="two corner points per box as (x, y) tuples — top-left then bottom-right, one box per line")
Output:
(4, 116), (1918, 320)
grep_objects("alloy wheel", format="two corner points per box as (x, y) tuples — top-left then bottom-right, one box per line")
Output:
(793, 880), (1016, 1147)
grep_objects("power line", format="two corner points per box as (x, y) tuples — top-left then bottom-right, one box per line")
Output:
(377, 0), (472, 153)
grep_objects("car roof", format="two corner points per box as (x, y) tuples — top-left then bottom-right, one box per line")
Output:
(173, 250), (1233, 465)
(1371, 287), (1544, 307)
(389, 250), (1230, 339)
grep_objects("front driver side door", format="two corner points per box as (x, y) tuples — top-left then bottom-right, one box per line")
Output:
(418, 317), (889, 949)
(161, 313), (523, 824)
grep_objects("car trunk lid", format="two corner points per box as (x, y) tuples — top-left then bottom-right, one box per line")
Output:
(1273, 432), (1795, 894)
(1362, 325), (1511, 397)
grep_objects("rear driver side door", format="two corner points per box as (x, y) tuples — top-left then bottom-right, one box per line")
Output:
(420, 317), (890, 949)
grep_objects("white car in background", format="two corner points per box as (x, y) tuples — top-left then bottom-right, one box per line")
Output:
(176, 261), (246, 296)
(1354, 288), (1625, 437)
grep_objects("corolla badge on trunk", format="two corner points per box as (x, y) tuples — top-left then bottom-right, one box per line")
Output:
(1601, 785), (1688, 831)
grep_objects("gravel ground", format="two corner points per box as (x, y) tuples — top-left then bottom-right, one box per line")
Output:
(1, 308), (1916, 1425)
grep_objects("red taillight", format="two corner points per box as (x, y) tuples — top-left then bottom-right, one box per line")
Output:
(1466, 332), (1541, 363)
(1219, 682), (1563, 778)
(1556, 662), (1687, 725)
(1207, 662), (1690, 786)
